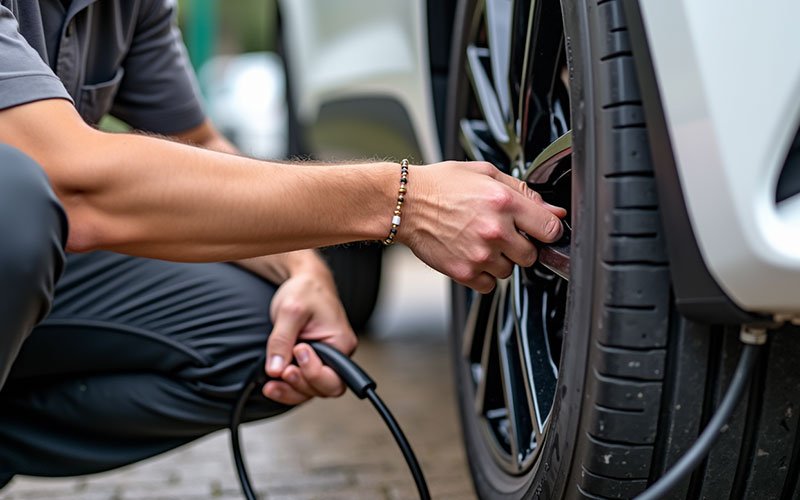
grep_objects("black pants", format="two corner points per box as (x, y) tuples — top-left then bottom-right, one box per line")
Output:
(0, 145), (289, 487)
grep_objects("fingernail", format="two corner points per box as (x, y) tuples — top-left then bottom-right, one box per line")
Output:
(270, 386), (282, 398)
(297, 348), (310, 365)
(268, 355), (284, 373)
(546, 218), (562, 239)
(286, 372), (299, 384)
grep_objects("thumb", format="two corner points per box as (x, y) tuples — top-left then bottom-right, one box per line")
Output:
(266, 302), (311, 377)
(540, 199), (567, 218)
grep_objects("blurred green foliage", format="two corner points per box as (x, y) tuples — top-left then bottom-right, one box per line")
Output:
(98, 115), (131, 133)
(177, 0), (278, 60)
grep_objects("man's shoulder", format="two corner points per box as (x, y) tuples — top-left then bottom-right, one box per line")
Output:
(0, 2), (73, 112)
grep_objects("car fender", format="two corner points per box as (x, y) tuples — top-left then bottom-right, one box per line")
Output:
(627, 0), (800, 316)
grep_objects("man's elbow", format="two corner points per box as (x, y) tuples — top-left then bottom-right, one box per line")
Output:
(62, 199), (107, 253)
(40, 130), (115, 253)
(0, 99), (107, 197)
(0, 100), (118, 252)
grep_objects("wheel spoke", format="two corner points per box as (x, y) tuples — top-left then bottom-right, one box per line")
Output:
(518, 0), (566, 161)
(496, 279), (535, 470)
(540, 280), (563, 380)
(509, 0), (532, 120)
(511, 267), (543, 439)
(516, 269), (561, 432)
(474, 289), (501, 416)
(462, 290), (481, 360)
(521, 0), (565, 109)
(463, 289), (490, 359)
(466, 45), (511, 146)
(484, 0), (514, 123)
(516, 0), (537, 152)
(459, 119), (506, 167)
(530, 283), (559, 429)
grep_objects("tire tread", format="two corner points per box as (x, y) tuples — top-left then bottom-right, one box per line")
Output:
(578, 0), (669, 495)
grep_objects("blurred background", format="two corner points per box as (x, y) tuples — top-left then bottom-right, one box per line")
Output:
(1, 1), (474, 499)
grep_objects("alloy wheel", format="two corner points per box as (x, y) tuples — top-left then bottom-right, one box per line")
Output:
(453, 0), (572, 476)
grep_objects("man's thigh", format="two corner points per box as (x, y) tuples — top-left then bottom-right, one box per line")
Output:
(10, 251), (276, 386)
(0, 252), (289, 480)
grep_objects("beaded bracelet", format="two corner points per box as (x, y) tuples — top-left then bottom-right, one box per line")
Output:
(382, 159), (409, 246)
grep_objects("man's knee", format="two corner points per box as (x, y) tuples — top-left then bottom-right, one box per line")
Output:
(0, 145), (68, 321)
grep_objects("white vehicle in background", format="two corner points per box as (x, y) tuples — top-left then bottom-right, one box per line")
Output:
(278, 0), (442, 164)
(199, 52), (288, 160)
(278, 0), (800, 498)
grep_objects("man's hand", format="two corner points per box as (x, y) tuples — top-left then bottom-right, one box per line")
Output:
(261, 266), (357, 405)
(401, 161), (567, 293)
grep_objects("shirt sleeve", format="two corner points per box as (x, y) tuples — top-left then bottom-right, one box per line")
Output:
(110, 0), (206, 135)
(0, 5), (72, 111)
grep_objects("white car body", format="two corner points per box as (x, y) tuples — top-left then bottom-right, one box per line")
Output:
(639, 0), (800, 315)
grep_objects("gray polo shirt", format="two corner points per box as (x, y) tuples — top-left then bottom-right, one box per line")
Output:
(0, 0), (205, 134)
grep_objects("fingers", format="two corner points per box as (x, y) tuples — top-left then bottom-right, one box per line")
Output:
(502, 231), (539, 268)
(455, 239), (533, 293)
(542, 199), (568, 218)
(482, 166), (567, 243)
(290, 343), (346, 397)
(454, 271), (497, 294)
(509, 184), (565, 243)
(457, 254), (515, 293)
(262, 344), (347, 403)
(484, 254), (515, 280)
(516, 204), (564, 243)
(281, 364), (323, 398)
(262, 380), (311, 406)
(265, 300), (312, 378)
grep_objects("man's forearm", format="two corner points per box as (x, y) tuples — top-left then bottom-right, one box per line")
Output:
(178, 119), (333, 285)
(74, 132), (398, 259)
(0, 100), (398, 261)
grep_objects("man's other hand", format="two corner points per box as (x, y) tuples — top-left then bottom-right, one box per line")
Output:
(262, 269), (357, 405)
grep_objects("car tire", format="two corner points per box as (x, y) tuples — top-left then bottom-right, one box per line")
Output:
(448, 0), (800, 498)
(320, 243), (383, 333)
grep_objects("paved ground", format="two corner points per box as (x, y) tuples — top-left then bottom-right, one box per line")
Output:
(1, 247), (478, 500)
